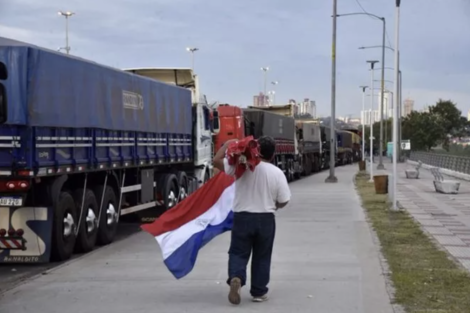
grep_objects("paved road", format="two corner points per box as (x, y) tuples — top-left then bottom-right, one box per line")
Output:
(0, 166), (395, 313)
(0, 223), (142, 294)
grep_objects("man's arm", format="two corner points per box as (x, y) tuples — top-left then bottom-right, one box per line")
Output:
(213, 139), (238, 172)
(276, 172), (291, 209)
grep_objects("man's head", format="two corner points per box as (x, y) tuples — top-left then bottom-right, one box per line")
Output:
(258, 136), (276, 161)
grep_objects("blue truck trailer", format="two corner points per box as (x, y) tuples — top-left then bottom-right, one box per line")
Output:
(0, 37), (218, 263)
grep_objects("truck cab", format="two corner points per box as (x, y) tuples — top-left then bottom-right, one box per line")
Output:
(213, 104), (245, 151)
(123, 68), (219, 181)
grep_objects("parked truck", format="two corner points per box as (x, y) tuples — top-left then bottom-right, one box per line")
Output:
(337, 130), (353, 165)
(0, 37), (218, 263)
(213, 104), (244, 152)
(247, 104), (323, 177)
(243, 108), (298, 181)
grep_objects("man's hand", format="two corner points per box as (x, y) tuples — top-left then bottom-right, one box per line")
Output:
(213, 139), (239, 172)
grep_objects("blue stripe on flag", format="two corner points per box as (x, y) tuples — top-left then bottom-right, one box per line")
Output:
(164, 211), (234, 279)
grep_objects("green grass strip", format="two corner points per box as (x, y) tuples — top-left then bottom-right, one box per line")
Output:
(355, 172), (470, 313)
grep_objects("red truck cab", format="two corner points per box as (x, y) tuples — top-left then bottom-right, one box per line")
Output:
(213, 104), (245, 151)
(212, 105), (245, 175)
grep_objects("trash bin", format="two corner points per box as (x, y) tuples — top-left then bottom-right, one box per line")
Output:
(374, 175), (388, 194)
(358, 160), (366, 171)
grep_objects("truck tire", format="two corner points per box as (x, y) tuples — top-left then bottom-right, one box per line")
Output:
(73, 189), (99, 253)
(51, 191), (77, 262)
(161, 174), (179, 210)
(95, 185), (119, 246)
(176, 171), (188, 202)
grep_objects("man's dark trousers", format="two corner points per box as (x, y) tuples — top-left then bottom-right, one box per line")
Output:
(227, 211), (276, 297)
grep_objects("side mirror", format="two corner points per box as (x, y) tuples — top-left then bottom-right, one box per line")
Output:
(212, 109), (220, 133)
(0, 62), (7, 80)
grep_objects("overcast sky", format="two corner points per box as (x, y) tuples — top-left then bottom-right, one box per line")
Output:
(1, 0), (469, 117)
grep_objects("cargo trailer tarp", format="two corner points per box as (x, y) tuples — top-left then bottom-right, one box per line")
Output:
(0, 37), (192, 135)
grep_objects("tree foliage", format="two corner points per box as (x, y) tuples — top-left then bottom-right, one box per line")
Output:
(360, 99), (467, 152)
(401, 111), (444, 151)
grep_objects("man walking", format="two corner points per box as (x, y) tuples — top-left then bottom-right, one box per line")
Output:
(213, 136), (291, 305)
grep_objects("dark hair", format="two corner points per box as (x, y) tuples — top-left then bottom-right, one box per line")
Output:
(258, 136), (276, 160)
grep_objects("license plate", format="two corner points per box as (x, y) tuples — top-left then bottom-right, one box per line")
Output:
(0, 197), (23, 206)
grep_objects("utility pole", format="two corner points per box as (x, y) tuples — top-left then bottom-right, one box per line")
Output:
(392, 0), (401, 210)
(367, 60), (379, 182)
(377, 18), (386, 170)
(325, 0), (338, 183)
(360, 86), (368, 161)
(58, 11), (75, 54)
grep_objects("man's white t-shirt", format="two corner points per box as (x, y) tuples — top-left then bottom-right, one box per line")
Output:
(223, 158), (291, 214)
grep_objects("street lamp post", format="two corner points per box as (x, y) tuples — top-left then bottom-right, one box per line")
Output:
(392, 0), (402, 210)
(325, 0), (338, 183)
(377, 18), (386, 170)
(359, 45), (403, 162)
(336, 12), (386, 170)
(261, 67), (269, 106)
(186, 47), (199, 71)
(360, 86), (368, 161)
(58, 11), (75, 54)
(367, 60), (379, 182)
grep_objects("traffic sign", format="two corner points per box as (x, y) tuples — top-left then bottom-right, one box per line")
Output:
(401, 139), (411, 150)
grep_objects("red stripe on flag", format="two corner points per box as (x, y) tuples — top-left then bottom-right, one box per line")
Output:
(141, 172), (235, 237)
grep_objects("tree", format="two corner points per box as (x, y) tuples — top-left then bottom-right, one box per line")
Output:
(402, 111), (444, 151)
(428, 99), (464, 150)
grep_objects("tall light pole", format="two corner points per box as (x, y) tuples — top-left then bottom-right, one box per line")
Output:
(360, 86), (368, 161)
(392, 0), (401, 210)
(58, 11), (75, 54)
(359, 45), (403, 162)
(337, 13), (386, 169)
(186, 47), (199, 71)
(377, 17), (386, 170)
(325, 0), (338, 183)
(367, 60), (379, 182)
(260, 67), (269, 106)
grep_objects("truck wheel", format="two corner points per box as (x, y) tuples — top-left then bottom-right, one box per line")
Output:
(95, 185), (119, 246)
(314, 156), (321, 172)
(51, 191), (77, 262)
(73, 189), (99, 253)
(162, 174), (179, 210)
(176, 171), (188, 202)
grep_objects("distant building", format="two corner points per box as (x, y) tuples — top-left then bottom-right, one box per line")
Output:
(288, 99), (299, 116)
(299, 98), (316, 117)
(360, 110), (380, 125)
(467, 109), (470, 121)
(403, 98), (414, 116)
(253, 92), (269, 107)
(377, 91), (392, 118)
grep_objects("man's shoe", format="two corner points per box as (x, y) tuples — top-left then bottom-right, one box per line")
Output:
(252, 294), (268, 303)
(228, 277), (242, 305)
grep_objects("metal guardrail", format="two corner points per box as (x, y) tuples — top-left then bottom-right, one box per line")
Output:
(409, 151), (470, 174)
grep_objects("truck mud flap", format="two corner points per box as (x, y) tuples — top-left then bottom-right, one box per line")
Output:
(0, 207), (53, 263)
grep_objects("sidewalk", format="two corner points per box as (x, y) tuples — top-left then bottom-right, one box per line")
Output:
(391, 162), (470, 271)
(0, 166), (395, 313)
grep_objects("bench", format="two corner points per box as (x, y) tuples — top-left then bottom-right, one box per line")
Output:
(405, 160), (422, 179)
(431, 167), (460, 194)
